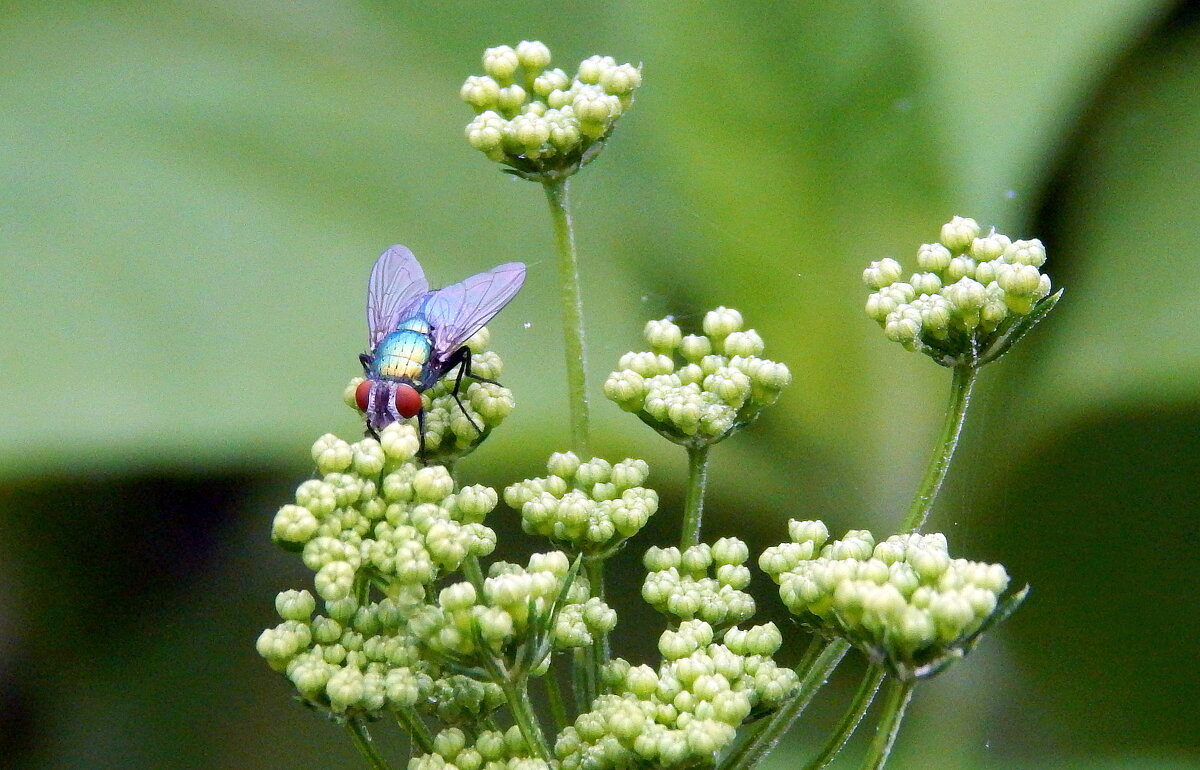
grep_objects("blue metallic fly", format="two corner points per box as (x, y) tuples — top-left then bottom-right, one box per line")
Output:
(354, 245), (526, 450)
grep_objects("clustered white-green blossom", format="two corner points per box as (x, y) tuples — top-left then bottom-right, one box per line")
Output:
(345, 327), (515, 464)
(503, 452), (658, 558)
(462, 41), (642, 180)
(642, 540), (755, 628)
(555, 620), (798, 769)
(864, 216), (1062, 367)
(259, 423), (506, 720)
(410, 726), (549, 770)
(408, 551), (616, 674)
(759, 520), (1022, 680)
(603, 308), (791, 447)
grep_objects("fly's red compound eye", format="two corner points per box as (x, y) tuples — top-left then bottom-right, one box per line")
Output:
(395, 384), (423, 418)
(354, 380), (372, 412)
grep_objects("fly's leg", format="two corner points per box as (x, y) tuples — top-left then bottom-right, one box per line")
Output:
(444, 346), (486, 435)
(416, 407), (427, 461)
(359, 352), (373, 374)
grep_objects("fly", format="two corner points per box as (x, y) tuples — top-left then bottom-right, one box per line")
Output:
(354, 244), (526, 454)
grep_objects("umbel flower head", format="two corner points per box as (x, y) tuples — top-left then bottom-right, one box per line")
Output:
(556, 620), (798, 769)
(641, 539), (756, 629)
(759, 520), (1027, 681)
(864, 216), (1063, 367)
(258, 423), (506, 720)
(603, 308), (791, 447)
(462, 41), (642, 181)
(504, 452), (658, 559)
(344, 327), (515, 466)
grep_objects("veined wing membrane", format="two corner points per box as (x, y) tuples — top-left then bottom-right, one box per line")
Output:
(426, 262), (526, 359)
(368, 245), (430, 346)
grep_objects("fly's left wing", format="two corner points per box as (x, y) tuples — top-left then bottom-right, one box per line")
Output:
(368, 245), (430, 347)
(425, 262), (526, 359)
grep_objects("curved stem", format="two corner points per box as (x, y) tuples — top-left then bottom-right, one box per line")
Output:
(542, 178), (591, 456)
(345, 718), (392, 770)
(680, 444), (711, 549)
(861, 678), (915, 770)
(803, 666), (887, 770)
(393, 707), (435, 756)
(902, 363), (978, 532)
(500, 677), (552, 761)
(720, 638), (850, 770)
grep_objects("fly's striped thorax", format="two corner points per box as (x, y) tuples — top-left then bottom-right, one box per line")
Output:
(371, 316), (433, 382)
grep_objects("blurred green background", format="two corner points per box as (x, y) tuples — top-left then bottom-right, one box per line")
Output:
(2, 0), (1198, 767)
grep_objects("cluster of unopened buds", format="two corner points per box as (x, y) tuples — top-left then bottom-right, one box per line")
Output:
(556, 620), (798, 769)
(258, 423), (504, 718)
(462, 40), (642, 180)
(603, 308), (791, 446)
(503, 452), (658, 558)
(864, 216), (1061, 367)
(344, 328), (514, 464)
(641, 539), (755, 628)
(760, 520), (1024, 680)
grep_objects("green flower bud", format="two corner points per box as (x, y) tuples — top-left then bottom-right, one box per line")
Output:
(996, 262), (1045, 297)
(577, 54), (617, 84)
(273, 504), (319, 547)
(482, 45), (519, 83)
(276, 589), (316, 622)
(863, 257), (903, 289)
(940, 216), (980, 252)
(970, 230), (1011, 261)
(533, 67), (570, 97)
(678, 334), (712, 362)
(326, 666), (365, 712)
(945, 255), (977, 283)
(315, 561), (356, 601)
(645, 318), (683, 352)
(702, 306), (743, 340)
(910, 271), (942, 295)
(312, 434), (353, 474)
(916, 242), (952, 272)
(1005, 238), (1047, 267)
(516, 40), (552, 71)
(600, 63), (642, 95)
(460, 75), (501, 111)
(413, 466), (455, 502)
(378, 422), (420, 463)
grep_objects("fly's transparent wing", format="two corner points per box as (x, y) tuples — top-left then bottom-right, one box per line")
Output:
(425, 262), (526, 359)
(368, 245), (430, 346)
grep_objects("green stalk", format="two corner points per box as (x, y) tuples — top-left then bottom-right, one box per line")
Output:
(542, 177), (591, 456)
(393, 707), (435, 756)
(543, 661), (570, 732)
(584, 558), (610, 687)
(861, 678), (915, 770)
(720, 638), (850, 770)
(500, 677), (552, 761)
(902, 363), (978, 532)
(345, 718), (392, 770)
(802, 666), (887, 770)
(680, 444), (711, 549)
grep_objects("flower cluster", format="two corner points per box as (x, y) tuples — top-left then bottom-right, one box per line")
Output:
(258, 424), (503, 719)
(345, 327), (515, 465)
(603, 308), (791, 447)
(864, 216), (1062, 367)
(462, 41), (642, 180)
(759, 521), (1023, 680)
(504, 452), (658, 558)
(642, 540), (755, 628)
(556, 620), (798, 769)
(410, 726), (549, 770)
(408, 551), (616, 674)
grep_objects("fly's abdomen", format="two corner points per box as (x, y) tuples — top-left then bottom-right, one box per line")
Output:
(371, 320), (433, 382)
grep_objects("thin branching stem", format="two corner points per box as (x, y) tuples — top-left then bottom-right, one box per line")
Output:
(345, 718), (392, 770)
(861, 678), (915, 770)
(680, 443), (711, 549)
(720, 638), (851, 770)
(542, 177), (591, 457)
(802, 666), (887, 770)
(903, 363), (977, 532)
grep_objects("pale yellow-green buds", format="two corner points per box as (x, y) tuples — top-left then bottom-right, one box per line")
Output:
(761, 521), (1025, 680)
(605, 308), (790, 447)
(864, 217), (1062, 367)
(462, 41), (642, 181)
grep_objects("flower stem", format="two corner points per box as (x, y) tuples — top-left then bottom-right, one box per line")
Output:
(500, 677), (552, 761)
(903, 363), (978, 532)
(860, 678), (915, 770)
(719, 638), (850, 770)
(802, 666), (887, 770)
(584, 558), (610, 677)
(543, 661), (570, 731)
(680, 444), (711, 549)
(542, 177), (591, 456)
(345, 718), (392, 770)
(394, 707), (435, 756)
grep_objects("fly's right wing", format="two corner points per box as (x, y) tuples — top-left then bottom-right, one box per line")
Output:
(425, 262), (526, 360)
(367, 245), (430, 347)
